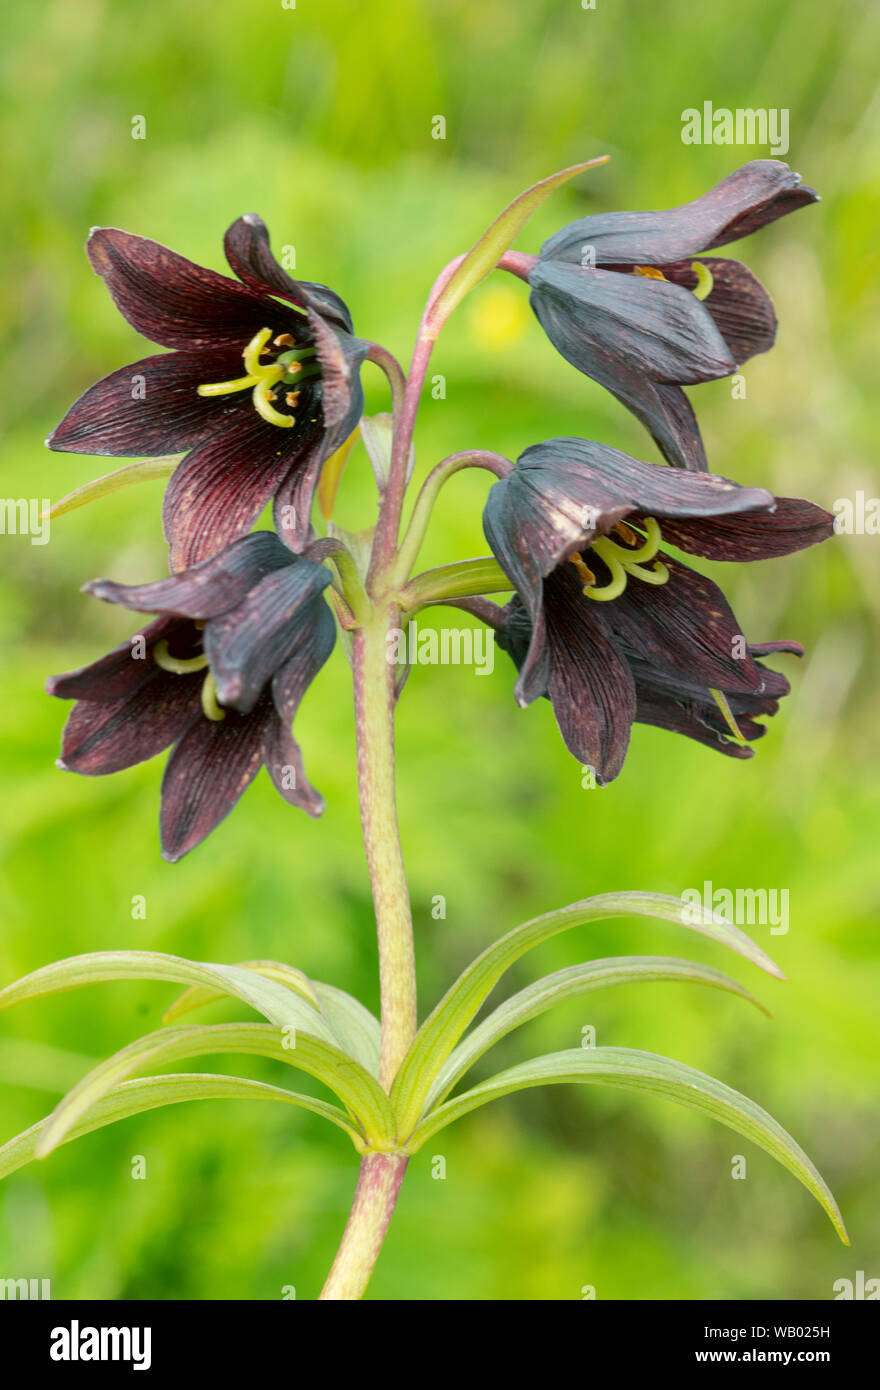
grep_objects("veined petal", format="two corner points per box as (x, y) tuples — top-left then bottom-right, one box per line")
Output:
(86, 227), (302, 351)
(263, 712), (325, 817)
(57, 669), (202, 776)
(529, 262), (737, 384)
(644, 496), (834, 561)
(162, 406), (324, 571)
(224, 214), (355, 333)
(538, 161), (818, 266)
(47, 349), (243, 457)
(47, 616), (176, 701)
(659, 258), (777, 363)
(204, 561), (334, 715)
(85, 532), (297, 619)
(159, 702), (268, 861)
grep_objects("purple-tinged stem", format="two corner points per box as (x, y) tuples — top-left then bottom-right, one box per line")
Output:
(319, 1152), (409, 1300)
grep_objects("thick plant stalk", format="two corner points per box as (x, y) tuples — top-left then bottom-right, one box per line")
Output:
(319, 1153), (409, 1300)
(352, 613), (418, 1087)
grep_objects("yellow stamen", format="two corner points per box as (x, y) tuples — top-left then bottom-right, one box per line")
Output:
(691, 261), (714, 301)
(709, 687), (748, 744)
(153, 640), (208, 675)
(612, 515), (663, 565)
(582, 517), (670, 602)
(200, 671), (226, 722)
(274, 333), (295, 347)
(614, 521), (637, 545)
(633, 265), (668, 281)
(583, 546), (627, 601)
(569, 551), (596, 586)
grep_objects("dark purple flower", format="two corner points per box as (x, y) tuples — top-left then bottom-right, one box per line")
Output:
(484, 438), (833, 781)
(527, 161), (819, 470)
(47, 216), (368, 570)
(47, 532), (336, 861)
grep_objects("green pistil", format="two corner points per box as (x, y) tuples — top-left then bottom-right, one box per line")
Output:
(709, 688), (748, 745)
(200, 671), (226, 722)
(579, 516), (670, 603)
(153, 640), (208, 675)
(691, 260), (714, 301)
(196, 327), (321, 429)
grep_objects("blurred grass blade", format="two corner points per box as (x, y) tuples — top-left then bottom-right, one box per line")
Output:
(0, 1073), (362, 1181)
(429, 157), (609, 326)
(427, 955), (769, 1111)
(163, 960), (381, 1077)
(392, 891), (784, 1137)
(35, 1023), (395, 1156)
(42, 457), (179, 519)
(0, 950), (339, 1045)
(406, 1046), (849, 1244)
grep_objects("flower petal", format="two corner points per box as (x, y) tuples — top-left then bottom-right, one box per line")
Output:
(224, 214), (354, 332)
(85, 532), (297, 619)
(86, 228), (301, 350)
(161, 405), (324, 571)
(643, 496), (834, 561)
(159, 703), (267, 861)
(529, 262), (737, 383)
(538, 161), (818, 266)
(47, 349), (244, 457)
(263, 712), (325, 817)
(57, 669), (202, 775)
(659, 258), (777, 363)
(47, 617), (178, 701)
(204, 560), (334, 714)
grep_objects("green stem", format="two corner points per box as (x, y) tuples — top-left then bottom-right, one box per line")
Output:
(391, 449), (512, 590)
(319, 1152), (409, 1300)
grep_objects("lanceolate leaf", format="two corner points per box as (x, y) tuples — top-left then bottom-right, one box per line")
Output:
(405, 1047), (849, 1245)
(429, 158), (609, 327)
(392, 892), (784, 1137)
(161, 960), (382, 1077)
(0, 951), (338, 1046)
(36, 1023), (395, 1157)
(0, 1074), (363, 1182)
(426, 955), (769, 1111)
(42, 457), (179, 520)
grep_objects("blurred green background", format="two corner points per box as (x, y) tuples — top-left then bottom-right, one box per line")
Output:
(1, 0), (878, 1301)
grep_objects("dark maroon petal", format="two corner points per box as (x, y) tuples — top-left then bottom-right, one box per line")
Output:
(601, 555), (762, 694)
(162, 408), (324, 571)
(224, 214), (354, 332)
(644, 496), (834, 561)
(47, 349), (245, 457)
(57, 670), (202, 775)
(85, 532), (296, 620)
(483, 438), (773, 600)
(86, 228), (304, 351)
(159, 704), (267, 861)
(47, 617), (178, 701)
(749, 639), (803, 659)
(658, 258), (777, 363)
(307, 309), (368, 436)
(539, 161), (818, 265)
(635, 686), (757, 760)
(529, 262), (736, 384)
(272, 447), (325, 553)
(204, 561), (334, 714)
(542, 569), (636, 782)
(263, 711), (325, 817)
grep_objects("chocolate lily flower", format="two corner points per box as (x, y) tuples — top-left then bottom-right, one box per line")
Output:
(47, 532), (336, 861)
(526, 161), (819, 470)
(47, 215), (368, 569)
(484, 438), (833, 782)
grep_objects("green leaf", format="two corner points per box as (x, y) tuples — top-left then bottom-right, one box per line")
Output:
(426, 955), (769, 1111)
(35, 1023), (395, 1156)
(391, 891), (784, 1137)
(43, 457), (179, 519)
(0, 950), (338, 1046)
(0, 1073), (362, 1182)
(402, 557), (511, 610)
(406, 1047), (849, 1244)
(161, 959), (381, 1077)
(428, 157), (609, 327)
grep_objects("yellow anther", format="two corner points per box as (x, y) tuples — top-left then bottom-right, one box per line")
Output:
(614, 521), (637, 545)
(569, 551), (597, 587)
(633, 265), (668, 281)
(274, 333), (295, 347)
(709, 687), (748, 744)
(200, 671), (226, 722)
(153, 640), (208, 675)
(691, 261), (714, 301)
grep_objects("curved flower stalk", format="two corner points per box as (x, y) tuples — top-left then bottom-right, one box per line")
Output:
(0, 158), (848, 1299)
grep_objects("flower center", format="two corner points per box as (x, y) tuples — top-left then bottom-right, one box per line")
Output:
(633, 262), (714, 301)
(196, 327), (320, 429)
(153, 638), (226, 722)
(570, 516), (670, 603)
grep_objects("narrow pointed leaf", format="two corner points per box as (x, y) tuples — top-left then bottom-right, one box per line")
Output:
(163, 961), (382, 1077)
(427, 955), (769, 1110)
(0, 1073), (362, 1182)
(429, 158), (609, 326)
(42, 457), (179, 520)
(0, 951), (338, 1045)
(37, 1023), (395, 1156)
(406, 1046), (848, 1244)
(392, 892), (784, 1137)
